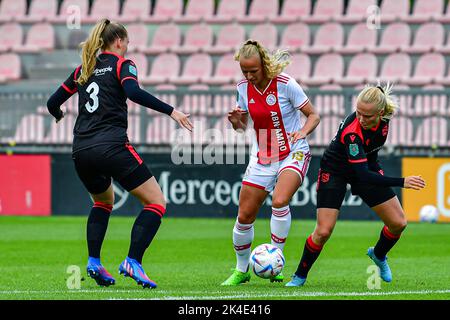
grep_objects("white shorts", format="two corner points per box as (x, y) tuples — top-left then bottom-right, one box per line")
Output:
(242, 149), (312, 192)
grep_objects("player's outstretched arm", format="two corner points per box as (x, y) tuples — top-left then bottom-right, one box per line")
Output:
(47, 86), (72, 123)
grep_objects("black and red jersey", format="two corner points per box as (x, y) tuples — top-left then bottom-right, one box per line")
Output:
(62, 51), (138, 152)
(320, 112), (390, 176)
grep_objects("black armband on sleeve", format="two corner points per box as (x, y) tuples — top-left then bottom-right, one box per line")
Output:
(47, 86), (72, 120)
(122, 79), (174, 116)
(352, 161), (404, 187)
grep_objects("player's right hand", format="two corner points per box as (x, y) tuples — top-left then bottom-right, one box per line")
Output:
(404, 175), (426, 190)
(171, 109), (193, 132)
(227, 107), (245, 125)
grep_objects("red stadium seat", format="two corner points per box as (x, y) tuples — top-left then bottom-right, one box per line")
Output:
(85, 0), (120, 23)
(379, 0), (410, 23)
(151, 84), (178, 115)
(0, 53), (21, 81)
(337, 0), (377, 23)
(414, 116), (448, 147)
(204, 23), (246, 54)
(337, 53), (378, 86)
(405, 0), (445, 23)
(303, 53), (344, 86)
(413, 85), (448, 116)
(272, 0), (311, 24)
(303, 0), (344, 23)
(118, 0), (151, 23)
(181, 85), (212, 115)
(14, 23), (55, 53)
(143, 23), (181, 55)
(302, 23), (344, 54)
(338, 23), (377, 54)
(314, 85), (345, 116)
(44, 114), (75, 144)
(146, 115), (176, 144)
(125, 53), (149, 83)
(375, 53), (411, 83)
(203, 53), (242, 85)
(14, 114), (45, 143)
(51, 0), (89, 24)
(145, 0), (183, 23)
(386, 116), (414, 146)
(171, 53), (213, 85)
(308, 115), (341, 146)
(175, 0), (214, 23)
(0, 0), (26, 23)
(126, 24), (149, 53)
(212, 86), (238, 117)
(206, 0), (246, 23)
(248, 23), (278, 52)
(402, 53), (446, 86)
(141, 53), (180, 85)
(173, 23), (213, 54)
(403, 22), (445, 54)
(372, 22), (411, 54)
(21, 0), (57, 23)
(284, 53), (311, 84)
(0, 23), (23, 52)
(127, 114), (142, 144)
(279, 23), (310, 52)
(240, 0), (279, 23)
(392, 85), (413, 116)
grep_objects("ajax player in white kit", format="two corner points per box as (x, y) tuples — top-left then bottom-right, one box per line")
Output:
(221, 40), (320, 285)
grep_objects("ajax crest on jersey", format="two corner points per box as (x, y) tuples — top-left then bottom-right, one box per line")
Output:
(249, 244), (285, 279)
(266, 94), (277, 106)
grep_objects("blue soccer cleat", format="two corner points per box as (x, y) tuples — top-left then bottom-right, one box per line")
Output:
(285, 274), (307, 287)
(119, 257), (157, 289)
(86, 259), (115, 287)
(367, 247), (392, 282)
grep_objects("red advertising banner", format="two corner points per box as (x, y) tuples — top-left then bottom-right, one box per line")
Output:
(0, 155), (51, 216)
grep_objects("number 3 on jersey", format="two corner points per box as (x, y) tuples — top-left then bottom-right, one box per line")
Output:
(85, 82), (99, 113)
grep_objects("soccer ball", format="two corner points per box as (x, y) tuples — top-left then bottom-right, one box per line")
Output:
(249, 244), (285, 279)
(419, 205), (439, 223)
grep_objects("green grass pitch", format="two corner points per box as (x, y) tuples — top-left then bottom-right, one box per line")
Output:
(0, 216), (449, 300)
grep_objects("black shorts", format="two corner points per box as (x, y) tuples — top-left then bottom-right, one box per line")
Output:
(72, 142), (153, 194)
(316, 169), (396, 209)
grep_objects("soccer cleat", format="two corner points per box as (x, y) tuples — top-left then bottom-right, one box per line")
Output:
(285, 274), (307, 287)
(118, 257), (157, 289)
(367, 247), (392, 282)
(221, 269), (251, 286)
(270, 271), (284, 283)
(86, 263), (115, 287)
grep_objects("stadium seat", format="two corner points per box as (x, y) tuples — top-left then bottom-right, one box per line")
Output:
(203, 54), (242, 85)
(204, 23), (245, 54)
(393, 84), (413, 116)
(279, 23), (310, 52)
(212, 85), (238, 116)
(413, 85), (448, 116)
(118, 0), (151, 23)
(206, 0), (246, 23)
(181, 84), (212, 115)
(171, 53), (213, 85)
(414, 116), (448, 146)
(272, 0), (311, 24)
(386, 116), (414, 146)
(21, 0), (57, 23)
(50, 0), (89, 24)
(302, 23), (344, 54)
(284, 53), (311, 84)
(143, 23), (181, 54)
(173, 23), (213, 54)
(404, 0), (445, 23)
(44, 114), (75, 144)
(13, 114), (45, 143)
(126, 23), (149, 53)
(14, 23), (55, 53)
(0, 0), (26, 23)
(0, 23), (23, 52)
(303, 53), (344, 86)
(303, 0), (344, 23)
(248, 23), (278, 52)
(372, 22), (411, 54)
(175, 0), (214, 23)
(313, 85), (345, 116)
(403, 22), (445, 54)
(127, 114), (142, 144)
(152, 84), (178, 114)
(337, 53), (378, 86)
(125, 53), (149, 83)
(240, 0), (279, 23)
(336, 0), (377, 23)
(402, 53), (446, 86)
(146, 115), (176, 144)
(338, 23), (377, 54)
(308, 115), (341, 146)
(145, 0), (183, 23)
(379, 0), (410, 23)
(141, 53), (180, 85)
(374, 53), (411, 83)
(67, 29), (88, 50)
(85, 0), (120, 23)
(191, 116), (210, 144)
(0, 53), (21, 81)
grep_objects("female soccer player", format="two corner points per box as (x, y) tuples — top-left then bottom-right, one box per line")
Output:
(46, 19), (192, 288)
(221, 40), (320, 286)
(286, 83), (425, 287)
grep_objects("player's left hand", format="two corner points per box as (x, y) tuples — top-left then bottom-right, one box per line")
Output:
(288, 130), (307, 144)
(171, 109), (193, 132)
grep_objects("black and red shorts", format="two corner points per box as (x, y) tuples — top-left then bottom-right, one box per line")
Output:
(72, 142), (153, 194)
(316, 168), (396, 209)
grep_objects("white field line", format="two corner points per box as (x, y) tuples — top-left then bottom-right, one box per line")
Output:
(0, 289), (449, 299)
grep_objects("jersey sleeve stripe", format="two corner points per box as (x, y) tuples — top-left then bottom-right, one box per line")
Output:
(121, 76), (137, 85)
(296, 98), (310, 110)
(348, 158), (367, 163)
(74, 65), (81, 81)
(62, 83), (77, 94)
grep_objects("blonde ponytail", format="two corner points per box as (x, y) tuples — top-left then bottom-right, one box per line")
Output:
(357, 82), (399, 120)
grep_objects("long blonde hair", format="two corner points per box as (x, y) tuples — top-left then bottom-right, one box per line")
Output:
(234, 39), (291, 79)
(357, 82), (399, 120)
(77, 19), (128, 85)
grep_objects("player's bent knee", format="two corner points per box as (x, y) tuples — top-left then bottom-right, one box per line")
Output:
(271, 197), (290, 208)
(237, 212), (256, 225)
(389, 220), (407, 234)
(314, 228), (333, 244)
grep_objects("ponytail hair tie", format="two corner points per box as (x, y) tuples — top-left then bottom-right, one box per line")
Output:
(377, 85), (385, 94)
